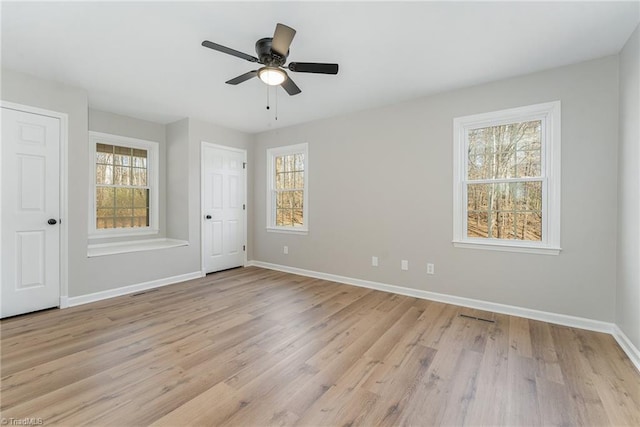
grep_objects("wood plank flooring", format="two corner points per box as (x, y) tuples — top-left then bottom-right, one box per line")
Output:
(1, 266), (639, 426)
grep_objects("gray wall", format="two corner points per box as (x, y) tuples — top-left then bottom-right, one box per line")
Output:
(1, 69), (251, 297)
(616, 24), (640, 349)
(2, 69), (91, 298)
(83, 109), (197, 295)
(88, 109), (168, 242)
(166, 117), (254, 270)
(252, 56), (620, 322)
(188, 118), (255, 261)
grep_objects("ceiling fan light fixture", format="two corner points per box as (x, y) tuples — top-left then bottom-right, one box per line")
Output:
(258, 67), (286, 86)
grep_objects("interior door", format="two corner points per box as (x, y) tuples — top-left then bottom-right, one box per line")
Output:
(202, 143), (246, 273)
(1, 107), (61, 318)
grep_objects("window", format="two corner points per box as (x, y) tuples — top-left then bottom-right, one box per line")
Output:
(89, 132), (159, 238)
(453, 101), (561, 254)
(266, 143), (309, 234)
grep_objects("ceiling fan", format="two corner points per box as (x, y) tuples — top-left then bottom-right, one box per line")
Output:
(201, 23), (339, 96)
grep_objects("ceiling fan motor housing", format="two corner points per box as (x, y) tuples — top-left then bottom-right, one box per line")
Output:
(255, 38), (288, 66)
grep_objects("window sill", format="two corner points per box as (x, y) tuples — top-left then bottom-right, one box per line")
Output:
(452, 240), (561, 255)
(87, 238), (189, 257)
(266, 227), (308, 235)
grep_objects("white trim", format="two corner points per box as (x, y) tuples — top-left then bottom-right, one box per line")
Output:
(613, 325), (640, 373)
(266, 143), (309, 233)
(453, 240), (561, 255)
(200, 142), (248, 275)
(67, 271), (203, 307)
(1, 101), (70, 305)
(87, 238), (188, 257)
(452, 101), (561, 254)
(266, 227), (309, 235)
(88, 131), (160, 239)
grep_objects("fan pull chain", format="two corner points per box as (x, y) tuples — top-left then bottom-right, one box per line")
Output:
(266, 84), (270, 110)
(275, 86), (278, 121)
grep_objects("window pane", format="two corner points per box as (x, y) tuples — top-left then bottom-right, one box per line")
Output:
(467, 182), (542, 241)
(514, 181), (542, 211)
(467, 183), (490, 211)
(96, 164), (113, 185)
(467, 211), (489, 238)
(133, 189), (148, 207)
(516, 150), (541, 178)
(115, 188), (133, 208)
(97, 218), (114, 229)
(271, 147), (306, 229)
(96, 152), (113, 165)
(516, 212), (542, 241)
(116, 208), (133, 217)
(134, 208), (149, 226)
(132, 167), (147, 186)
(114, 145), (132, 155)
(276, 208), (293, 226)
(133, 208), (148, 218)
(97, 208), (114, 218)
(93, 138), (154, 232)
(277, 191), (293, 208)
(468, 120), (541, 180)
(96, 187), (115, 208)
(293, 191), (303, 208)
(282, 172), (291, 189)
(97, 143), (113, 154)
(113, 166), (131, 185)
(494, 211), (516, 239)
(133, 216), (149, 227)
(115, 217), (133, 228)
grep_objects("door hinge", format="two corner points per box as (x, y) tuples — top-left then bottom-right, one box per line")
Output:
(243, 245), (246, 251)
(243, 204), (246, 210)
(243, 162), (246, 169)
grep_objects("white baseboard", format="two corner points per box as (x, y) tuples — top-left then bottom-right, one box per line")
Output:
(613, 325), (640, 373)
(67, 271), (204, 307)
(247, 260), (639, 373)
(59, 296), (69, 309)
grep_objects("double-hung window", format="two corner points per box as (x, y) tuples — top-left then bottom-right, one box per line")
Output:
(89, 131), (159, 238)
(266, 143), (309, 234)
(453, 101), (561, 254)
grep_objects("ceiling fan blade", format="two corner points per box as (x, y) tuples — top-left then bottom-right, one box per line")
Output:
(288, 62), (339, 74)
(202, 40), (259, 63)
(271, 23), (296, 57)
(225, 70), (258, 85)
(281, 75), (301, 96)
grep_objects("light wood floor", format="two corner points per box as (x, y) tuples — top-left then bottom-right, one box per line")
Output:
(1, 267), (639, 426)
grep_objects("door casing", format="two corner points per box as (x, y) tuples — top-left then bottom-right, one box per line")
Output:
(1, 101), (69, 309)
(200, 141), (247, 275)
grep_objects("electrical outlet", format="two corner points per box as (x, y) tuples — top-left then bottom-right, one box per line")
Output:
(283, 246), (288, 255)
(401, 260), (409, 271)
(427, 263), (435, 275)
(372, 256), (379, 267)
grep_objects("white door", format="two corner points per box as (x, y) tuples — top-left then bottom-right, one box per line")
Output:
(202, 143), (246, 273)
(1, 107), (61, 318)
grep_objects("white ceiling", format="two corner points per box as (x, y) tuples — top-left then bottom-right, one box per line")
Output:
(2, 1), (638, 133)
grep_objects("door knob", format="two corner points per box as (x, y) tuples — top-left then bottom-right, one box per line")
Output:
(47, 218), (57, 225)
(205, 215), (212, 219)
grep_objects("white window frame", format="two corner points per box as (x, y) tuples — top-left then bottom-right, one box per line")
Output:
(266, 143), (309, 234)
(452, 101), (561, 255)
(88, 131), (159, 239)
